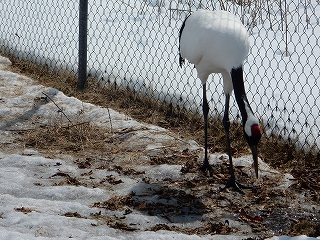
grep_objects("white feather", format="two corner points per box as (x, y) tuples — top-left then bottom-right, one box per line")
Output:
(180, 10), (250, 93)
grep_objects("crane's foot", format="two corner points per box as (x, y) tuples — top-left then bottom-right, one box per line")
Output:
(219, 176), (252, 195)
(199, 162), (213, 177)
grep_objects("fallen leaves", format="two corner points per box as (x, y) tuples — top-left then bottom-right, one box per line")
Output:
(92, 194), (134, 211)
(50, 171), (81, 186)
(64, 212), (82, 218)
(239, 208), (263, 223)
(14, 207), (34, 214)
(105, 175), (123, 185)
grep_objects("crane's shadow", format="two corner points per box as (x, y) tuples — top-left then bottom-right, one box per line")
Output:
(128, 181), (206, 223)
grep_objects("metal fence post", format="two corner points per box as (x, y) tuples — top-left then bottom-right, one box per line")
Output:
(78, 0), (88, 89)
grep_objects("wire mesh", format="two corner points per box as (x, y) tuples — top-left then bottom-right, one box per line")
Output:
(0, 0), (319, 152)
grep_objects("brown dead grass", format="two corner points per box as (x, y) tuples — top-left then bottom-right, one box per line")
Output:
(22, 121), (111, 153)
(3, 53), (320, 199)
(1, 54), (320, 237)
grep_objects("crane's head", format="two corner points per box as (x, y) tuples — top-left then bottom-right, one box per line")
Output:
(241, 97), (262, 178)
(244, 122), (261, 178)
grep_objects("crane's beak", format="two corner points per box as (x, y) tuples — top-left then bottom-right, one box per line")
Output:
(250, 145), (259, 178)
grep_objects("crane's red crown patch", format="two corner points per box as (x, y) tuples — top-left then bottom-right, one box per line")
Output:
(251, 124), (261, 139)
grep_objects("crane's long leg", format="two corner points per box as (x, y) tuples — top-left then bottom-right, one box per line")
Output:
(199, 83), (213, 175)
(220, 94), (251, 194)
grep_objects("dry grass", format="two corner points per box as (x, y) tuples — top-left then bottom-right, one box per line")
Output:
(1, 54), (320, 237)
(22, 121), (110, 153)
(3, 53), (320, 200)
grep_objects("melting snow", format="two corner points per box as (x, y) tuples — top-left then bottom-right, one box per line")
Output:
(0, 56), (318, 239)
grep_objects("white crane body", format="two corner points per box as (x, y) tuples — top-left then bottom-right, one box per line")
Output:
(180, 10), (250, 93)
(179, 9), (261, 193)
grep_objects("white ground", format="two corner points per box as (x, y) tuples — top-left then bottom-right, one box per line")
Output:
(0, 56), (318, 239)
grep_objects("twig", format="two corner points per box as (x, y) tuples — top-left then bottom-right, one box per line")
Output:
(42, 92), (72, 123)
(119, 0), (134, 10)
(107, 107), (113, 134)
(59, 121), (90, 129)
(6, 128), (36, 131)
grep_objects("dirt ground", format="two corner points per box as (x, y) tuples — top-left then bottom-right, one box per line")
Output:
(1, 55), (320, 238)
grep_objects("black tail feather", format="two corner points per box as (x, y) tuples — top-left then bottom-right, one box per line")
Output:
(179, 54), (185, 67)
(178, 14), (190, 68)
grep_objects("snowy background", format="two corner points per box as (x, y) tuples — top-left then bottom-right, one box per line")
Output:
(0, 0), (319, 150)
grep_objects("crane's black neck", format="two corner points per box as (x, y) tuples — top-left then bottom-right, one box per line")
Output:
(231, 67), (252, 125)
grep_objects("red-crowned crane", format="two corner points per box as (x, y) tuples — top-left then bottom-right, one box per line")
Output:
(179, 9), (262, 194)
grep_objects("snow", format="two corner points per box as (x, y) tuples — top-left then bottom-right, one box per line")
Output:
(0, 0), (319, 150)
(0, 56), (319, 239)
(0, 1), (320, 239)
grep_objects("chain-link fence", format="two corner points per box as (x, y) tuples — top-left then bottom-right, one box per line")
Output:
(0, 0), (319, 152)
